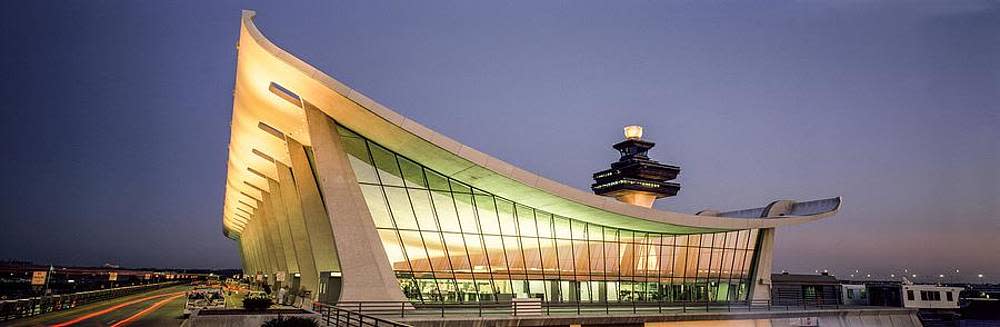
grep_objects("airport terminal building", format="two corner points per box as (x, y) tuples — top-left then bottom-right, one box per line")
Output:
(222, 11), (840, 305)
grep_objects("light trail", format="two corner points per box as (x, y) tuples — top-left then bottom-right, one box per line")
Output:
(50, 291), (185, 327)
(109, 293), (185, 327)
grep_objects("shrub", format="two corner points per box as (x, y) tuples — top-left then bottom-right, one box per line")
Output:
(261, 315), (318, 327)
(243, 296), (273, 311)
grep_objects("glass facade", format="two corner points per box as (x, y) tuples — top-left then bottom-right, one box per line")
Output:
(338, 126), (761, 304)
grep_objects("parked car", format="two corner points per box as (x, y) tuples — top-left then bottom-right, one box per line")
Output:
(184, 287), (226, 316)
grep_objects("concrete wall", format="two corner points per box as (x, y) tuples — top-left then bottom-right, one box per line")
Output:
(185, 312), (320, 327)
(400, 308), (921, 327)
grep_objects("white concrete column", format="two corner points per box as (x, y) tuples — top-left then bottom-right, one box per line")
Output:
(251, 217), (268, 280)
(252, 202), (278, 286)
(302, 103), (408, 303)
(261, 194), (289, 284)
(751, 228), (775, 301)
(245, 222), (259, 277)
(274, 161), (321, 296)
(286, 138), (342, 285)
(237, 241), (248, 276)
(266, 179), (300, 278)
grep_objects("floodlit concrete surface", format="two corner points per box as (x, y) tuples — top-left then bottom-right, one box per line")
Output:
(224, 9), (841, 304)
(223, 10), (840, 238)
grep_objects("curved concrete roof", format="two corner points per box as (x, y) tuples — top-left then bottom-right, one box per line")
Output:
(222, 10), (840, 238)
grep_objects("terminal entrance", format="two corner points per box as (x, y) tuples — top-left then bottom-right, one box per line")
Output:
(318, 271), (342, 304)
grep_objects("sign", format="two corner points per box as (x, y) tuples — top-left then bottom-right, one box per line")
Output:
(31, 271), (47, 286)
(108, 272), (118, 281)
(789, 317), (818, 326)
(276, 271), (286, 282)
(512, 298), (542, 316)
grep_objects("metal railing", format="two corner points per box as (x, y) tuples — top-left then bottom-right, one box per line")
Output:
(326, 298), (862, 320)
(0, 281), (183, 322)
(314, 302), (412, 327)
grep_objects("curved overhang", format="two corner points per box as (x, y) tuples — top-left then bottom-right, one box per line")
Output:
(222, 10), (841, 236)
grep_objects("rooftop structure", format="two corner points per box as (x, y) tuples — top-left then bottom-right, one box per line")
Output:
(591, 125), (681, 207)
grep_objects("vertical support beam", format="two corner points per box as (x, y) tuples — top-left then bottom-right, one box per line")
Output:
(252, 203), (277, 286)
(751, 228), (775, 301)
(267, 179), (300, 279)
(261, 193), (289, 285)
(275, 161), (321, 296)
(250, 217), (266, 280)
(303, 103), (408, 302)
(245, 222), (258, 278)
(237, 239), (248, 276)
(286, 137), (342, 296)
(243, 223), (254, 276)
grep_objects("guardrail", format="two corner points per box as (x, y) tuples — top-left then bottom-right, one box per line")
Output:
(326, 298), (862, 319)
(314, 302), (412, 327)
(0, 281), (183, 322)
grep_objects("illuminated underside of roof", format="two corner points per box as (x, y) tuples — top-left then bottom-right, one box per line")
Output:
(221, 10), (840, 239)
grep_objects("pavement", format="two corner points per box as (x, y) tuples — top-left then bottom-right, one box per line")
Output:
(223, 288), (245, 308)
(9, 285), (191, 327)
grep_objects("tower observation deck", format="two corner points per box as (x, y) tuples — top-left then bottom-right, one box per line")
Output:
(591, 125), (681, 207)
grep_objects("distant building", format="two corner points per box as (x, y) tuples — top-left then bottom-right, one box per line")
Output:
(863, 280), (904, 307)
(841, 284), (868, 306)
(770, 272), (842, 305)
(902, 284), (962, 309)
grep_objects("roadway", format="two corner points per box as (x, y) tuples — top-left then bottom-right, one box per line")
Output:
(8, 285), (190, 327)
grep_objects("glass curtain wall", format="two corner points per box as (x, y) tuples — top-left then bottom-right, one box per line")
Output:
(337, 125), (760, 304)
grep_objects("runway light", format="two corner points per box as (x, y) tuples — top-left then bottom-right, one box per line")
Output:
(624, 125), (643, 139)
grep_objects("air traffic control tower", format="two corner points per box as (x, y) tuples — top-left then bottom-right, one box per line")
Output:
(592, 125), (681, 208)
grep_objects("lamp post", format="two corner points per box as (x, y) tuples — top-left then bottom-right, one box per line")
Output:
(42, 265), (53, 296)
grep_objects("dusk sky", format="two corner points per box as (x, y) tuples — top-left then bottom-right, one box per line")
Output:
(2, 1), (997, 281)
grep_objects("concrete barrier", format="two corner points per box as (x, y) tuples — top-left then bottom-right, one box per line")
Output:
(399, 307), (920, 327)
(184, 310), (320, 327)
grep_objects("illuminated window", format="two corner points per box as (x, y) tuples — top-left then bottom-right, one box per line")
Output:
(336, 124), (763, 304)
